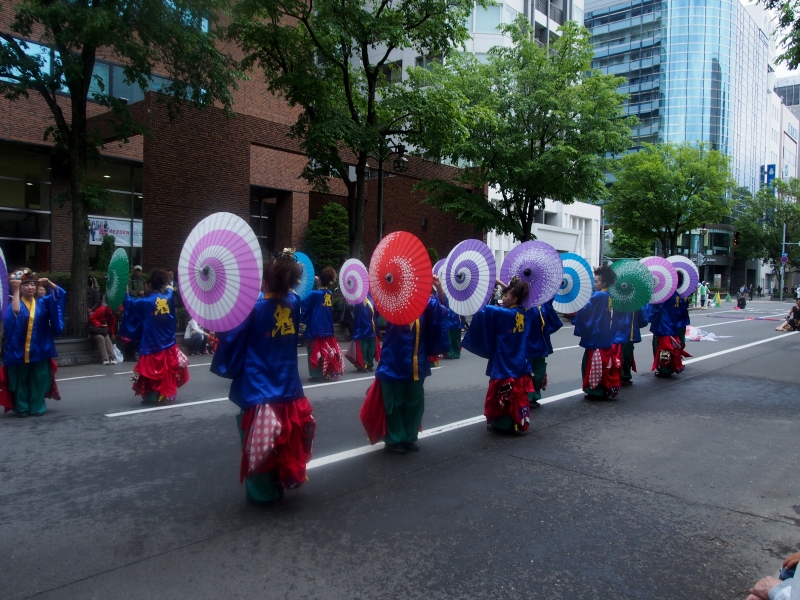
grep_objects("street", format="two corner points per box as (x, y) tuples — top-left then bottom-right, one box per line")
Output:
(2, 300), (800, 599)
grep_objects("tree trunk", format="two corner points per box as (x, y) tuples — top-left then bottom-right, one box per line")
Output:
(349, 153), (368, 259)
(67, 108), (89, 337)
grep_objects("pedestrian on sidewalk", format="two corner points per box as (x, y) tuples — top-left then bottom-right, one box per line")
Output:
(121, 270), (189, 405)
(2, 270), (65, 417)
(698, 281), (709, 308)
(211, 255), (315, 504)
(573, 266), (621, 400)
(462, 278), (534, 434)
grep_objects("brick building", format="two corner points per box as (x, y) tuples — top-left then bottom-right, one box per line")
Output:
(0, 22), (478, 274)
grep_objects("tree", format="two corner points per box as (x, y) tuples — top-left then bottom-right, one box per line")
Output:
(762, 0), (800, 69)
(0, 0), (238, 334)
(605, 143), (733, 257)
(414, 20), (634, 242)
(95, 234), (117, 272)
(605, 229), (652, 259)
(734, 179), (800, 289)
(304, 202), (350, 272)
(231, 0), (474, 258)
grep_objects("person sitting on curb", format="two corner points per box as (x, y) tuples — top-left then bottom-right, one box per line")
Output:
(747, 550), (800, 600)
(184, 317), (209, 355)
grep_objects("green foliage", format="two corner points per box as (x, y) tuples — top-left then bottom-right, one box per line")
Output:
(96, 235), (117, 272)
(734, 179), (800, 282)
(606, 229), (653, 259)
(175, 307), (190, 333)
(606, 142), (733, 257)
(762, 0), (800, 69)
(415, 20), (635, 242)
(304, 203), (350, 272)
(36, 271), (71, 291)
(427, 248), (439, 266)
(0, 0), (241, 334)
(231, 0), (474, 256)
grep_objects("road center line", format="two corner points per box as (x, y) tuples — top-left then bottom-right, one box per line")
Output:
(55, 374), (106, 382)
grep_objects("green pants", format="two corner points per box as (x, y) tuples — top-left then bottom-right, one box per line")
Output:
(307, 340), (323, 379)
(447, 328), (461, 358)
(8, 360), (51, 416)
(581, 349), (606, 398)
(621, 342), (635, 382)
(236, 411), (282, 503)
(361, 337), (377, 369)
(381, 379), (425, 445)
(488, 415), (515, 432)
(528, 356), (547, 402)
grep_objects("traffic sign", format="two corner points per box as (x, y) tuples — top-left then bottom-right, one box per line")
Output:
(781, 253), (789, 264)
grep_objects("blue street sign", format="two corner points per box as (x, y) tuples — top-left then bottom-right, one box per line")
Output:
(781, 253), (789, 264)
(768, 164), (776, 184)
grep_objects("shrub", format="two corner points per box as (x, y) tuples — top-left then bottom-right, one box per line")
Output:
(427, 247), (439, 266)
(304, 202), (349, 272)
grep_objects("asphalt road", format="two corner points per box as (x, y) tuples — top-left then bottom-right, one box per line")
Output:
(2, 300), (799, 599)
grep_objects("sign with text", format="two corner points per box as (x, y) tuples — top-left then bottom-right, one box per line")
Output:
(88, 217), (142, 247)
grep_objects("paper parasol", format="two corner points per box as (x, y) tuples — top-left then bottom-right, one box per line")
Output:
(609, 259), (654, 313)
(178, 212), (263, 332)
(640, 256), (679, 304)
(666, 255), (700, 299)
(500, 241), (563, 308)
(339, 258), (369, 305)
(442, 239), (496, 316)
(106, 248), (129, 310)
(433, 258), (446, 279)
(553, 253), (594, 314)
(369, 231), (433, 325)
(0, 247), (8, 320)
(294, 252), (315, 300)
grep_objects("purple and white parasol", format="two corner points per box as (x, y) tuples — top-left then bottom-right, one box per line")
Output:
(339, 258), (370, 305)
(442, 239), (496, 316)
(666, 255), (699, 299)
(640, 256), (679, 304)
(500, 241), (563, 308)
(178, 212), (263, 332)
(433, 258), (446, 280)
(0, 247), (8, 320)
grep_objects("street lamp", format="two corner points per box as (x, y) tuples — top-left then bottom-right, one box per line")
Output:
(376, 141), (407, 242)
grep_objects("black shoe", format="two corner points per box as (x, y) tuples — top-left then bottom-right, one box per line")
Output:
(401, 441), (420, 452)
(356, 368), (369, 373)
(530, 401), (541, 409)
(308, 377), (321, 382)
(384, 443), (406, 454)
(367, 366), (374, 372)
(621, 380), (632, 386)
(16, 411), (29, 418)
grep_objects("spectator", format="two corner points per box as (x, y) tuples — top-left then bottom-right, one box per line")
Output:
(698, 281), (709, 308)
(86, 276), (101, 313)
(746, 550), (800, 600)
(166, 270), (175, 291)
(184, 317), (209, 355)
(88, 305), (117, 365)
(129, 265), (146, 297)
(757, 285), (762, 298)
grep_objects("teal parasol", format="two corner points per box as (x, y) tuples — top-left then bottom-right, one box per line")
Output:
(106, 248), (129, 310)
(609, 259), (654, 313)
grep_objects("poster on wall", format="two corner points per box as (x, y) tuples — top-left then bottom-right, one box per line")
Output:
(88, 217), (142, 248)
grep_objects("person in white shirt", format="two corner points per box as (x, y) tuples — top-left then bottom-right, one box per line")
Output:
(184, 318), (209, 355)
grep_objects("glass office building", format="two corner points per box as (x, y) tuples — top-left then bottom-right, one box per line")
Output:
(585, 0), (769, 193)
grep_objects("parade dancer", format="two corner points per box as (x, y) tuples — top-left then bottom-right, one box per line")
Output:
(527, 298), (562, 408)
(345, 294), (381, 373)
(1, 270), (64, 416)
(212, 255), (315, 504)
(462, 278), (534, 433)
(302, 267), (344, 381)
(611, 309), (648, 386)
(122, 270), (189, 405)
(573, 266), (621, 400)
(645, 290), (690, 377)
(443, 301), (462, 359)
(361, 277), (449, 454)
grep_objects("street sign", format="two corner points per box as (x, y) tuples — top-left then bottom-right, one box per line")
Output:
(781, 253), (789, 264)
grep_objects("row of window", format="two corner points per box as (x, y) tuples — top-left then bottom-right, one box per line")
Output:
(2, 37), (172, 104)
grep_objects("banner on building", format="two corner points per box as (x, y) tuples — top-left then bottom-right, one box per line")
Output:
(88, 217), (142, 247)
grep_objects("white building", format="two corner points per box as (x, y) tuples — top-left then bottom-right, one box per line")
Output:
(486, 190), (602, 268)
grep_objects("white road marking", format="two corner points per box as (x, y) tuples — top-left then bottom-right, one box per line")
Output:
(55, 374), (107, 382)
(104, 368), (445, 418)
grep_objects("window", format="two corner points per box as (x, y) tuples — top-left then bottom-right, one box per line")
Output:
(0, 38), (51, 83)
(505, 5), (518, 23)
(475, 5), (502, 32)
(380, 60), (403, 83)
(250, 187), (277, 256)
(414, 55), (441, 70)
